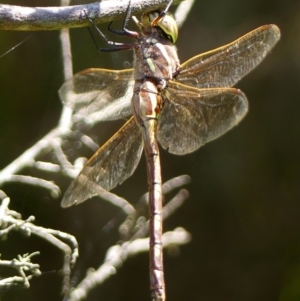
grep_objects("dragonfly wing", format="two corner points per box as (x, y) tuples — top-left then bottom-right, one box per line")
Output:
(177, 25), (280, 88)
(59, 68), (134, 123)
(61, 116), (143, 207)
(158, 81), (248, 155)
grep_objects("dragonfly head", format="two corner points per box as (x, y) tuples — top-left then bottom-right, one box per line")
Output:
(141, 11), (178, 43)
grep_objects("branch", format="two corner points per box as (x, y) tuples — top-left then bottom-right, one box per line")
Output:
(175, 0), (195, 29)
(65, 176), (191, 301)
(0, 196), (79, 296)
(0, 0), (183, 31)
(68, 228), (191, 301)
(0, 128), (71, 186)
(0, 252), (41, 289)
(3, 175), (61, 198)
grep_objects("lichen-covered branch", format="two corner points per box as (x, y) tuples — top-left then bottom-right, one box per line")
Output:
(0, 0), (183, 31)
(0, 193), (79, 296)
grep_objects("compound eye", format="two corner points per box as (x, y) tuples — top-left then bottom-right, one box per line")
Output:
(156, 13), (178, 43)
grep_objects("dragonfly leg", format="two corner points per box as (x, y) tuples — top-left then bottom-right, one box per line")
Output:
(151, 0), (174, 26)
(108, 0), (139, 39)
(83, 9), (136, 52)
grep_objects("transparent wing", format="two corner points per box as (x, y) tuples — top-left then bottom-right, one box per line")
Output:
(61, 117), (143, 207)
(177, 24), (280, 88)
(158, 81), (248, 155)
(59, 68), (134, 122)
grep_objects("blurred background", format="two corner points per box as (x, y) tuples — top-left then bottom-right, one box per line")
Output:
(0, 0), (300, 300)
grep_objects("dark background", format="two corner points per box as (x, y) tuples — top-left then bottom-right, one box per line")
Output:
(1, 0), (300, 300)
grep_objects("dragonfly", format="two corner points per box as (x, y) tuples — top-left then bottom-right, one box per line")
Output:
(59, 1), (280, 300)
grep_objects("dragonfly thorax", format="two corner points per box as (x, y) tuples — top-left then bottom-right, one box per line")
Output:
(133, 25), (180, 88)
